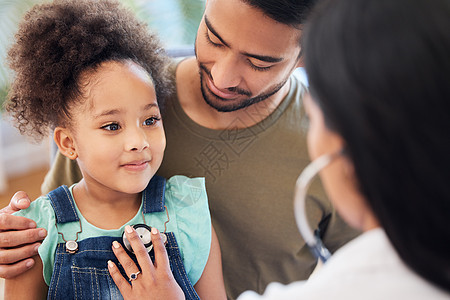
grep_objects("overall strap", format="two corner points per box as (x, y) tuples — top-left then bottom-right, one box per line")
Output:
(165, 232), (200, 300)
(47, 185), (79, 224)
(142, 175), (166, 213)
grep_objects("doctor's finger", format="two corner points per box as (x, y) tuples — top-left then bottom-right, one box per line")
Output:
(111, 239), (141, 279)
(124, 225), (154, 274)
(108, 260), (132, 295)
(151, 227), (170, 271)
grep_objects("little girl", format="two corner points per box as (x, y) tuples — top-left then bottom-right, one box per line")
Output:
(4, 0), (225, 299)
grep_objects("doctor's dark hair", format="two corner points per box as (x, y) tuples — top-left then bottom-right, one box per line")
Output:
(303, 0), (450, 292)
(5, 0), (171, 140)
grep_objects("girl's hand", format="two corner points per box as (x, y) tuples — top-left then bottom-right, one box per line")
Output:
(108, 225), (185, 300)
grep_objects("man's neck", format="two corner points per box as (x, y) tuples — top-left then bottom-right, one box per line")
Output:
(175, 57), (290, 130)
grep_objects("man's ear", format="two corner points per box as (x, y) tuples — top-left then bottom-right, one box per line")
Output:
(54, 127), (78, 160)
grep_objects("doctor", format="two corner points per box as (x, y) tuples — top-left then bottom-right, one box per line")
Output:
(239, 0), (450, 298)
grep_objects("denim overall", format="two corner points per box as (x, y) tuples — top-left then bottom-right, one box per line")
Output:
(46, 175), (200, 300)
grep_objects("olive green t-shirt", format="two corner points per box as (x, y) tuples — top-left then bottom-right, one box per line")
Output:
(42, 62), (359, 300)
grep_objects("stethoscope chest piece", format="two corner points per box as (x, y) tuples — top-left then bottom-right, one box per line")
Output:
(122, 224), (167, 254)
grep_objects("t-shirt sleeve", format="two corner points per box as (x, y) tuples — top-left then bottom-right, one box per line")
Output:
(304, 177), (361, 254)
(321, 203), (361, 254)
(164, 175), (212, 285)
(13, 196), (59, 286)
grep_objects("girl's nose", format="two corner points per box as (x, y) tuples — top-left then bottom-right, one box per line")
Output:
(126, 127), (149, 152)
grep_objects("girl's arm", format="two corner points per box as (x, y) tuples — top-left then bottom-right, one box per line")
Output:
(4, 254), (48, 300)
(194, 225), (227, 300)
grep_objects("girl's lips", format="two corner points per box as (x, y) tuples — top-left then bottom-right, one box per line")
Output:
(206, 76), (239, 100)
(121, 161), (149, 172)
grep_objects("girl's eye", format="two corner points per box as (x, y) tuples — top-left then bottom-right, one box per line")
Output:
(101, 123), (120, 131)
(143, 117), (161, 126)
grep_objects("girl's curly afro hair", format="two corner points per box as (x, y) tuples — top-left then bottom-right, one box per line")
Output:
(5, 0), (172, 141)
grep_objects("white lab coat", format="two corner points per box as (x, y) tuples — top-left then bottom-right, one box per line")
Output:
(238, 228), (450, 300)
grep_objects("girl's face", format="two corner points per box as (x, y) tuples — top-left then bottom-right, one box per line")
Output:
(64, 61), (166, 195)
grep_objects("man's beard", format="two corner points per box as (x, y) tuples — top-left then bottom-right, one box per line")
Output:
(198, 63), (287, 112)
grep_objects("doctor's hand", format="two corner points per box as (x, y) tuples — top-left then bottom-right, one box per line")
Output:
(0, 191), (47, 279)
(108, 225), (185, 300)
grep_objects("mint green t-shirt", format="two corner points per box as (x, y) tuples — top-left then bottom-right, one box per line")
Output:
(15, 175), (211, 286)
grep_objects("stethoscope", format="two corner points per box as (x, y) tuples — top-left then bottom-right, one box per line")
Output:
(122, 206), (170, 254)
(121, 153), (340, 259)
(122, 224), (167, 254)
(293, 152), (341, 263)
(123, 153), (339, 260)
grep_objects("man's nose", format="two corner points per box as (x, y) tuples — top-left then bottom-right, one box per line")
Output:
(210, 53), (242, 90)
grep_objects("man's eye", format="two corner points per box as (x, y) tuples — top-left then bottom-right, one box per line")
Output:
(101, 123), (120, 131)
(143, 117), (160, 126)
(248, 60), (273, 72)
(205, 31), (222, 47)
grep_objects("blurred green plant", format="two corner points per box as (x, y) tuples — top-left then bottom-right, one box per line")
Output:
(0, 0), (205, 110)
(0, 0), (40, 110)
(0, 85), (8, 108)
(132, 0), (205, 47)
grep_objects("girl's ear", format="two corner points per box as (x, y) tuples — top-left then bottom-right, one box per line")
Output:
(54, 127), (78, 160)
